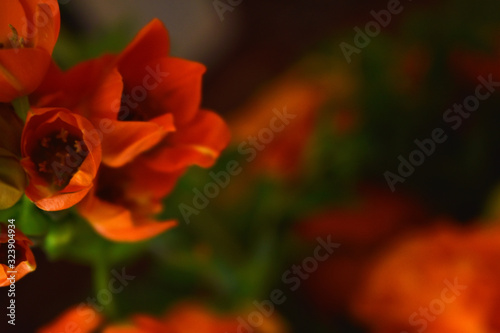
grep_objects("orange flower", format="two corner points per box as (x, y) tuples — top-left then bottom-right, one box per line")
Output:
(77, 162), (178, 242)
(33, 19), (230, 170)
(32, 20), (229, 238)
(21, 107), (102, 211)
(230, 74), (325, 178)
(0, 104), (26, 209)
(0, 223), (36, 286)
(295, 186), (427, 315)
(103, 302), (288, 333)
(0, 0), (60, 102)
(352, 222), (500, 333)
(107, 19), (230, 170)
(229, 54), (354, 179)
(42, 303), (288, 333)
(121, 304), (238, 333)
(38, 305), (103, 333)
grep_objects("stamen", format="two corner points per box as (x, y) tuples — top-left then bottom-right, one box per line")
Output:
(8, 24), (19, 39)
(74, 141), (84, 153)
(56, 129), (68, 143)
(38, 161), (49, 173)
(8, 24), (25, 49)
(41, 137), (51, 148)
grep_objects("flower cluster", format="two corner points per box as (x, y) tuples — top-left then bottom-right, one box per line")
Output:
(0, 0), (230, 285)
(4, 1), (500, 332)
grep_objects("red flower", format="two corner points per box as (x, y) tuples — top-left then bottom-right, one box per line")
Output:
(108, 19), (230, 170)
(33, 19), (230, 170)
(353, 222), (500, 333)
(32, 19), (229, 239)
(230, 75), (324, 178)
(0, 223), (36, 287)
(229, 54), (351, 179)
(0, 0), (60, 102)
(21, 107), (102, 211)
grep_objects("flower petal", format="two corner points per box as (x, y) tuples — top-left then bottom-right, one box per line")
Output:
(137, 57), (206, 126)
(141, 110), (231, 173)
(0, 48), (51, 102)
(117, 18), (170, 74)
(101, 113), (175, 167)
(78, 188), (177, 242)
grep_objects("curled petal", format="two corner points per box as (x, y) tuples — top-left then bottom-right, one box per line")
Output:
(141, 110), (231, 173)
(101, 113), (175, 167)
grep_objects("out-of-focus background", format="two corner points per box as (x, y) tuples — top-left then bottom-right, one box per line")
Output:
(4, 0), (500, 332)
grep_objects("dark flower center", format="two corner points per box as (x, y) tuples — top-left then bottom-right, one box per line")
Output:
(31, 128), (88, 190)
(94, 166), (145, 213)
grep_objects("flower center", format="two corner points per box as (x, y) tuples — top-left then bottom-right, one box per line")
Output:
(117, 86), (149, 122)
(31, 128), (88, 189)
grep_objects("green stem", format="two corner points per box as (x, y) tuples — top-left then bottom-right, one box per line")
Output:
(19, 195), (30, 222)
(17, 194), (50, 240)
(11, 96), (30, 122)
(93, 253), (118, 319)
